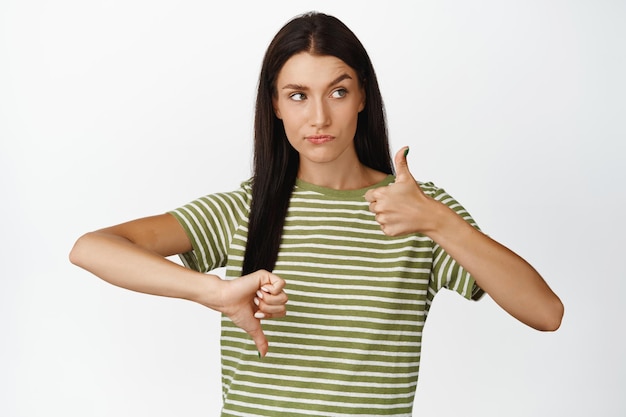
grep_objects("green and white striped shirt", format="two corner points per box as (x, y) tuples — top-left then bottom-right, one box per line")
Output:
(169, 175), (483, 416)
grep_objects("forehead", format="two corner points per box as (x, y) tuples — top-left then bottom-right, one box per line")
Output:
(276, 53), (358, 87)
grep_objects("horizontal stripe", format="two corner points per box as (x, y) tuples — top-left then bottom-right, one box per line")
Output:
(222, 318), (424, 338)
(225, 389), (415, 408)
(221, 367), (419, 390)
(169, 177), (481, 415)
(221, 361), (421, 382)
(223, 398), (413, 417)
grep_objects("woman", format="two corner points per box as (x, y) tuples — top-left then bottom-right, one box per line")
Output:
(70, 12), (563, 416)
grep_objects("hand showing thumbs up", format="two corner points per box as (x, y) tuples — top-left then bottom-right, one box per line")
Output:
(364, 146), (441, 237)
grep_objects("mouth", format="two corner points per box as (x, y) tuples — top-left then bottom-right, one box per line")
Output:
(306, 135), (334, 144)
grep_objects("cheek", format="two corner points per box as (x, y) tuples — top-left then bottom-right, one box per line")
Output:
(278, 108), (302, 131)
(278, 110), (302, 142)
(339, 105), (361, 128)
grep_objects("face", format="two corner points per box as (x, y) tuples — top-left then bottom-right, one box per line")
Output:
(273, 52), (366, 173)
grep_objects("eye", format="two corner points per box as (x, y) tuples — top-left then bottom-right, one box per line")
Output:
(331, 88), (347, 98)
(289, 92), (306, 101)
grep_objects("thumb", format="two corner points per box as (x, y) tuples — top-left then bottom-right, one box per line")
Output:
(247, 321), (269, 358)
(394, 146), (413, 183)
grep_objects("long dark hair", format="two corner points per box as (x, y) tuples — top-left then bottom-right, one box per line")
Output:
(242, 12), (393, 275)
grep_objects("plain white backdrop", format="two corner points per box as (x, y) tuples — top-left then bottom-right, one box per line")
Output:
(1, 1), (624, 416)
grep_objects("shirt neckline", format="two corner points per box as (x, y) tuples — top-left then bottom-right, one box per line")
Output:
(294, 175), (395, 198)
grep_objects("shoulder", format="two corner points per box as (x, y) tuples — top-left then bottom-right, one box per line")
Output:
(201, 179), (253, 204)
(238, 178), (253, 198)
(170, 179), (253, 220)
(416, 181), (443, 198)
(418, 181), (480, 230)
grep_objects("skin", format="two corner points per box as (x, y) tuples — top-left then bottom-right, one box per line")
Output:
(273, 52), (387, 189)
(275, 52), (563, 330)
(71, 51), (562, 367)
(69, 214), (288, 357)
(365, 148), (564, 331)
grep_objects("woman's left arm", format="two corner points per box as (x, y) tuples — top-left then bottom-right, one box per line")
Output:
(365, 147), (564, 331)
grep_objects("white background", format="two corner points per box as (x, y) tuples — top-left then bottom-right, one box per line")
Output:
(1, 1), (624, 416)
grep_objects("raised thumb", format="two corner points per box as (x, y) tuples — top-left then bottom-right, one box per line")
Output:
(394, 146), (413, 183)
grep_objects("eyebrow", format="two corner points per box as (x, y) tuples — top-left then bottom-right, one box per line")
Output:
(281, 73), (353, 91)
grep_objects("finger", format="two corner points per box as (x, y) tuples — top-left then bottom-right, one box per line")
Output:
(247, 321), (269, 357)
(257, 293), (288, 312)
(393, 146), (414, 184)
(256, 298), (287, 317)
(256, 287), (288, 317)
(263, 273), (286, 295)
(260, 289), (289, 305)
(364, 187), (385, 204)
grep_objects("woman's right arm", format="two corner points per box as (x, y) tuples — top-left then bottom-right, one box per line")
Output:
(69, 213), (287, 356)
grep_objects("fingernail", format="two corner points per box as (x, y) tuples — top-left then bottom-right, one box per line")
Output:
(254, 312), (265, 319)
(256, 290), (264, 299)
(261, 286), (271, 293)
(404, 147), (410, 157)
(254, 297), (260, 306)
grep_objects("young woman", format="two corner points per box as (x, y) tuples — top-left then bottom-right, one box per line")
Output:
(70, 12), (563, 416)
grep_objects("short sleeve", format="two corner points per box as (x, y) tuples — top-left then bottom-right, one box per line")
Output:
(421, 182), (485, 301)
(168, 182), (252, 273)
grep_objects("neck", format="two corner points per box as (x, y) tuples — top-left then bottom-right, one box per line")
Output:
(297, 160), (387, 190)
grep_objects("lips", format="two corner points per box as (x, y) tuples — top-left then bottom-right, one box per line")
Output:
(306, 135), (334, 144)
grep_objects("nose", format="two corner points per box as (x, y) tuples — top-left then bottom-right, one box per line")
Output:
(309, 99), (330, 129)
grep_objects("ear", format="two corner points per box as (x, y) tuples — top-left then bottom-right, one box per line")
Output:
(358, 86), (366, 113)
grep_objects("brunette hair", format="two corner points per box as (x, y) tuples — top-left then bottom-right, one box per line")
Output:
(242, 12), (393, 275)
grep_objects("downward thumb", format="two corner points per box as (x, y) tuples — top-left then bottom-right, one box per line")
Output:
(394, 146), (413, 182)
(248, 323), (269, 358)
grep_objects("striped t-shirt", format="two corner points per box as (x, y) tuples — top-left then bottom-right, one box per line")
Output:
(169, 175), (483, 416)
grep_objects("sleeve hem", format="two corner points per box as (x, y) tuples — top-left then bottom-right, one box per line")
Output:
(167, 210), (204, 273)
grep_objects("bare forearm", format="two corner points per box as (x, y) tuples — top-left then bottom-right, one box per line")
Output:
(428, 203), (564, 331)
(69, 217), (288, 356)
(69, 231), (221, 309)
(366, 148), (563, 331)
